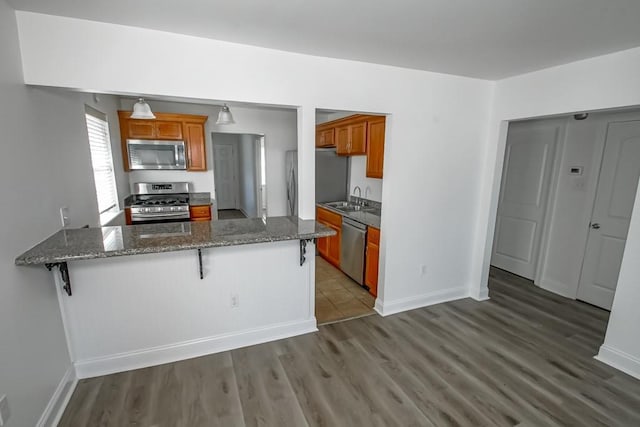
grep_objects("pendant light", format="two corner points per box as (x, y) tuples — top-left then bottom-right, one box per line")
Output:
(130, 98), (156, 119)
(216, 103), (235, 125)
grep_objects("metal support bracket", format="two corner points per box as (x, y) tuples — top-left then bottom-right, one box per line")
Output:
(197, 249), (204, 279)
(300, 239), (316, 266)
(45, 262), (72, 296)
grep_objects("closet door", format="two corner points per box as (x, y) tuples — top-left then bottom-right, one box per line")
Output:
(491, 121), (561, 280)
(577, 121), (640, 310)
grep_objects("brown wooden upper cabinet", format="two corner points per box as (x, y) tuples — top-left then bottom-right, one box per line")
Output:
(118, 111), (208, 171)
(336, 120), (366, 155)
(126, 119), (183, 140)
(316, 127), (335, 148)
(315, 114), (386, 177)
(184, 122), (207, 171)
(366, 116), (386, 178)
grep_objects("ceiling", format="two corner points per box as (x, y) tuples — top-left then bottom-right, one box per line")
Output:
(8, 0), (640, 80)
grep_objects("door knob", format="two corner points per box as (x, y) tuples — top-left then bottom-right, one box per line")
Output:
(591, 223), (601, 229)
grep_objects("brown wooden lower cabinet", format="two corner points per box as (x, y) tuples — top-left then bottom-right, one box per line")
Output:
(190, 205), (212, 221)
(365, 226), (380, 297)
(316, 206), (342, 268)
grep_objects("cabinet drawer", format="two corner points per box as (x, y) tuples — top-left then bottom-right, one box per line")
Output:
(368, 226), (380, 245)
(190, 205), (211, 221)
(317, 206), (342, 228)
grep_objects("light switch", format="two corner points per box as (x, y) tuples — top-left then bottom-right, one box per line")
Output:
(60, 207), (70, 227)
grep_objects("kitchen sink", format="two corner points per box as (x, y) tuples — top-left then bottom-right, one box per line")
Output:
(325, 201), (352, 208)
(325, 201), (377, 213)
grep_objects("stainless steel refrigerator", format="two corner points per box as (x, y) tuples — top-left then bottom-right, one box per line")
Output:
(285, 149), (349, 216)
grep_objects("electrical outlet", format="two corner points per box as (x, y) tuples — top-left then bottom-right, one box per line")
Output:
(231, 294), (240, 308)
(60, 206), (70, 227)
(420, 264), (428, 277)
(0, 394), (10, 426)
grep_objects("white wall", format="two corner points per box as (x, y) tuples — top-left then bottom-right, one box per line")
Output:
(472, 47), (640, 301)
(120, 99), (297, 216)
(535, 116), (602, 297)
(597, 181), (640, 378)
(349, 156), (383, 202)
(472, 47), (640, 378)
(61, 240), (315, 378)
(13, 11), (497, 313)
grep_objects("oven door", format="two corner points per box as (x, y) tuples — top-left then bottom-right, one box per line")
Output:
(127, 139), (187, 170)
(130, 212), (191, 224)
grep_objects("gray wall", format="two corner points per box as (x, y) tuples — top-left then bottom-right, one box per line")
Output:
(0, 2), (103, 425)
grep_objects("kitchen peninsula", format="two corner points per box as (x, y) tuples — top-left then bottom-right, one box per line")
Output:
(16, 217), (332, 265)
(15, 218), (334, 379)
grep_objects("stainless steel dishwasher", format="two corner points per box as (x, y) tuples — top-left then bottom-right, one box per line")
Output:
(341, 217), (367, 285)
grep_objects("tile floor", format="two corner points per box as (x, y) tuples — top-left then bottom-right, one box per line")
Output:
(217, 209), (247, 220)
(315, 256), (375, 324)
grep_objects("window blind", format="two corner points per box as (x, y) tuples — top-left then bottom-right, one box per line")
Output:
(85, 106), (119, 220)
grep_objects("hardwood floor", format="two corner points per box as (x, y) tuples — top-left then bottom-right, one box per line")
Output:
(315, 256), (375, 324)
(59, 267), (640, 426)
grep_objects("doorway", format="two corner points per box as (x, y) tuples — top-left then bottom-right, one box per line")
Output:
(490, 113), (640, 311)
(313, 109), (385, 324)
(212, 132), (266, 219)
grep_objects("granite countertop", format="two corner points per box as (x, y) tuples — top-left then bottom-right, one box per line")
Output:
(189, 192), (213, 206)
(15, 216), (335, 266)
(317, 203), (381, 229)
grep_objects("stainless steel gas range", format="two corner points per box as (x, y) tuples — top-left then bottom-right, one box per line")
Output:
(128, 182), (191, 224)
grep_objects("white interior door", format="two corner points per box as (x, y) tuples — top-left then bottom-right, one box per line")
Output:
(577, 121), (640, 310)
(491, 121), (561, 280)
(213, 144), (237, 210)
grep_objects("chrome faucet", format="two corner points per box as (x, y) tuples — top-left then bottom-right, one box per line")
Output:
(353, 186), (362, 205)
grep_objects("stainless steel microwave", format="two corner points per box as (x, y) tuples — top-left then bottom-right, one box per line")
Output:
(127, 139), (187, 170)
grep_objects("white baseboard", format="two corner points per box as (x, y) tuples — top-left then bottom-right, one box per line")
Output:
(470, 286), (490, 301)
(374, 286), (468, 317)
(596, 344), (640, 380)
(37, 366), (77, 427)
(75, 319), (317, 379)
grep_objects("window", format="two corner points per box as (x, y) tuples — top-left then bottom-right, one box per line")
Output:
(85, 106), (119, 225)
